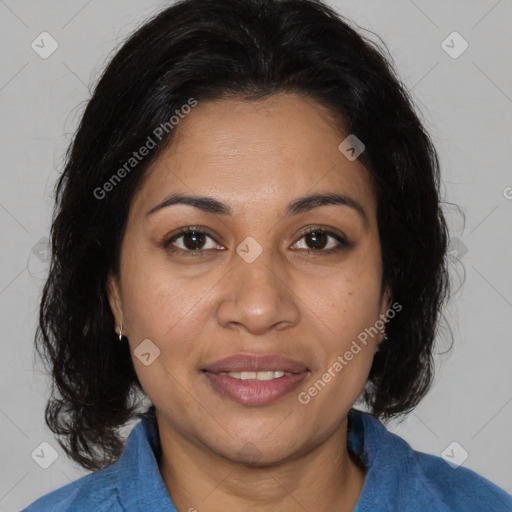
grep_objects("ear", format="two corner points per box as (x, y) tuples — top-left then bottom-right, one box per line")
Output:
(380, 285), (392, 318)
(377, 285), (393, 346)
(106, 273), (123, 335)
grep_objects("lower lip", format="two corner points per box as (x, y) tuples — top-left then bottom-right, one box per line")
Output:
(203, 371), (309, 406)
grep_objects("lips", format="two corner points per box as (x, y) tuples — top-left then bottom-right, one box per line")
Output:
(201, 354), (309, 406)
(201, 354), (308, 374)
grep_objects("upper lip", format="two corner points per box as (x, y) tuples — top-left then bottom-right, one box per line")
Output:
(202, 354), (309, 374)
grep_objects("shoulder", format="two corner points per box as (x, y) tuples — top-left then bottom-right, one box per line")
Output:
(351, 410), (512, 511)
(409, 448), (512, 511)
(21, 412), (164, 511)
(21, 464), (121, 512)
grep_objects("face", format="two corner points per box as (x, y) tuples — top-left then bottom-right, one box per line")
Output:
(108, 92), (391, 465)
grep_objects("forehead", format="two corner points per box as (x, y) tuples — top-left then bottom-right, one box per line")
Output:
(131, 93), (377, 220)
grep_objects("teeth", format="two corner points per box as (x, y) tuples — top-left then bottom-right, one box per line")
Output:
(219, 371), (292, 381)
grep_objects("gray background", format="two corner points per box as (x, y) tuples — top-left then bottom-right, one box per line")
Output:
(0, 0), (511, 510)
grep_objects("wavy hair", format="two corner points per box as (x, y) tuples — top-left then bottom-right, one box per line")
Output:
(37, 0), (453, 471)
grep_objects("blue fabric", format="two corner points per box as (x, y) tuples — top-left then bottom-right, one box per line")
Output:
(22, 408), (512, 511)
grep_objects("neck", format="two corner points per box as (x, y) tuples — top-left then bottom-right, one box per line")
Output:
(156, 413), (365, 512)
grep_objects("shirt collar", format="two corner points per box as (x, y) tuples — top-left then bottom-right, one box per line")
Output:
(114, 406), (413, 511)
(348, 408), (432, 510)
(116, 408), (177, 511)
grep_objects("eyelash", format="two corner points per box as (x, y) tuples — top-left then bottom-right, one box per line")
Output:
(162, 225), (351, 257)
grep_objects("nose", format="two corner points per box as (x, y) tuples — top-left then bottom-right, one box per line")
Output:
(216, 248), (301, 335)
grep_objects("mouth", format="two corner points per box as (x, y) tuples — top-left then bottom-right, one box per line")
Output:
(218, 370), (294, 380)
(201, 354), (310, 406)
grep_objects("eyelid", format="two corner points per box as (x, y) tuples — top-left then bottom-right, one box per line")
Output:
(291, 225), (350, 252)
(294, 225), (347, 241)
(162, 226), (223, 252)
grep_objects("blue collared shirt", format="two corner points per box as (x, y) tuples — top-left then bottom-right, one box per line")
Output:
(22, 408), (512, 511)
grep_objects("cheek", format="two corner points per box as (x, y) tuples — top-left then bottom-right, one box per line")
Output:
(124, 281), (211, 356)
(303, 262), (383, 344)
(120, 255), (219, 393)
(297, 276), (381, 412)
(120, 242), (207, 336)
(120, 267), (209, 412)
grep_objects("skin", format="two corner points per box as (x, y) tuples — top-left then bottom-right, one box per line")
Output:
(108, 92), (391, 512)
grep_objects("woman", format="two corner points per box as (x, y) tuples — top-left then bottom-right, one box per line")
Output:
(23, 0), (512, 510)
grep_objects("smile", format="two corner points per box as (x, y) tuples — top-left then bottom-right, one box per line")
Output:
(219, 370), (293, 381)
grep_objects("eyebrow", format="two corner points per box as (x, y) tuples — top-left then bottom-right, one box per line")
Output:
(146, 192), (368, 228)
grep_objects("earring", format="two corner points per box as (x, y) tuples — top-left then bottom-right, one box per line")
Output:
(118, 323), (123, 341)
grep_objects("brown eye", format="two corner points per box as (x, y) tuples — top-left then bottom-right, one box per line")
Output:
(304, 231), (328, 250)
(180, 231), (207, 250)
(163, 227), (224, 255)
(291, 228), (350, 253)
